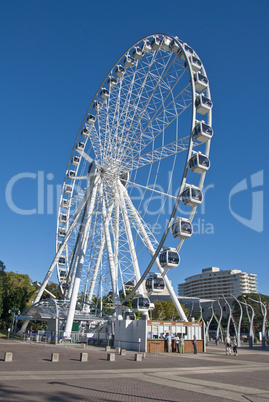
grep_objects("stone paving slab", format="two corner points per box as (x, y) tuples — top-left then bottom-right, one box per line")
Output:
(0, 339), (269, 401)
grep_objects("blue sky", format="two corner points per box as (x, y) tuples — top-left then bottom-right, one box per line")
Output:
(1, 0), (268, 295)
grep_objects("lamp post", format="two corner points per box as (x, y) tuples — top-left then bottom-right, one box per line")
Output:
(216, 298), (223, 342)
(248, 295), (267, 350)
(231, 294), (243, 348)
(241, 298), (255, 348)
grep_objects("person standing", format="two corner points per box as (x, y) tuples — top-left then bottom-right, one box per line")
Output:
(175, 335), (180, 353)
(225, 334), (231, 355)
(232, 337), (238, 356)
(166, 333), (172, 353)
(193, 335), (197, 354)
(179, 336), (184, 354)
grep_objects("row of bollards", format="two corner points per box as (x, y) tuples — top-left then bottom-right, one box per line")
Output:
(3, 349), (146, 362)
(105, 346), (145, 362)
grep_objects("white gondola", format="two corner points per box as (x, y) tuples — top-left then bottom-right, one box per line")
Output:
(161, 36), (172, 51)
(119, 170), (129, 187)
(142, 40), (152, 54)
(93, 100), (102, 111)
(195, 94), (213, 115)
(76, 142), (85, 152)
(60, 214), (67, 223)
(100, 88), (109, 99)
(64, 185), (72, 194)
(67, 170), (76, 179)
(131, 294), (150, 311)
(185, 55), (202, 72)
(171, 217), (193, 239)
(107, 76), (117, 88)
(81, 127), (90, 138)
(179, 43), (194, 60)
(145, 273), (165, 293)
(189, 152), (210, 174)
(159, 248), (180, 269)
(59, 269), (67, 281)
(72, 155), (80, 166)
(124, 54), (135, 68)
(170, 39), (180, 53)
(115, 65), (125, 77)
(61, 199), (70, 209)
(151, 36), (161, 50)
(181, 185), (203, 207)
(58, 228), (66, 238)
(192, 121), (213, 143)
(123, 310), (136, 320)
(132, 47), (143, 60)
(58, 256), (66, 266)
(194, 72), (208, 92)
(86, 114), (96, 125)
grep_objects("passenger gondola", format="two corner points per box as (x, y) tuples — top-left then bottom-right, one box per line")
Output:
(189, 152), (210, 174)
(181, 185), (203, 207)
(159, 248), (180, 268)
(131, 294), (150, 311)
(194, 72), (208, 92)
(195, 94), (213, 115)
(145, 273), (165, 293)
(171, 217), (193, 239)
(58, 256), (66, 266)
(192, 121), (213, 143)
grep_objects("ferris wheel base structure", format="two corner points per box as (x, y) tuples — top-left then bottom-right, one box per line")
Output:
(20, 33), (213, 336)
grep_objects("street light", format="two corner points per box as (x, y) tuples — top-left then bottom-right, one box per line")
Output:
(248, 295), (267, 350)
(241, 297), (255, 348)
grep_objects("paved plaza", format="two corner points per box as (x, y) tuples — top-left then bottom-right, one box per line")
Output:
(0, 339), (269, 401)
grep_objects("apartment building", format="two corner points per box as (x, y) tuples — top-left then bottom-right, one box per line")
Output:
(178, 267), (257, 299)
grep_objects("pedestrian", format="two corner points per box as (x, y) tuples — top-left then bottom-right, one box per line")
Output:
(166, 333), (172, 353)
(232, 337), (238, 356)
(225, 334), (231, 355)
(175, 335), (180, 353)
(193, 335), (197, 354)
(179, 335), (184, 354)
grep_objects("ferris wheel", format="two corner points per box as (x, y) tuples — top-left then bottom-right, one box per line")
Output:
(35, 33), (213, 334)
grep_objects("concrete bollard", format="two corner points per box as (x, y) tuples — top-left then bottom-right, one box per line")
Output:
(107, 353), (115, 361)
(115, 347), (121, 354)
(105, 346), (111, 352)
(120, 349), (126, 356)
(51, 353), (59, 362)
(135, 353), (142, 361)
(80, 352), (88, 362)
(4, 352), (13, 362)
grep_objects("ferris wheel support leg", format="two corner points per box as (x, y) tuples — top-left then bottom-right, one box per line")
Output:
(122, 186), (188, 322)
(85, 233), (106, 309)
(19, 191), (90, 334)
(64, 181), (98, 337)
(120, 189), (144, 295)
(100, 184), (120, 306)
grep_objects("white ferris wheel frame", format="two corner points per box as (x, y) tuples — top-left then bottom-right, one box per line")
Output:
(30, 33), (212, 334)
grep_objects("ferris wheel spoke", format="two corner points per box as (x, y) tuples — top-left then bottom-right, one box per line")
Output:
(122, 136), (190, 171)
(105, 47), (175, 155)
(110, 77), (192, 168)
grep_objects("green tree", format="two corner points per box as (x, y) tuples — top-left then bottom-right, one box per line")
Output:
(0, 270), (36, 329)
(151, 299), (189, 321)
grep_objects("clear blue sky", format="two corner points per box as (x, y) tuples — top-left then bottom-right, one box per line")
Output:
(1, 0), (268, 295)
